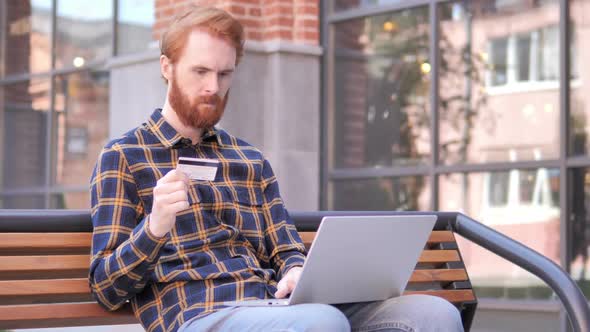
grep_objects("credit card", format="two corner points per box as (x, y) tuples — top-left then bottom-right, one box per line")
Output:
(177, 157), (219, 181)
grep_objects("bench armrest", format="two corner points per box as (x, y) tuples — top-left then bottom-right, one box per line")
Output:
(453, 213), (590, 332)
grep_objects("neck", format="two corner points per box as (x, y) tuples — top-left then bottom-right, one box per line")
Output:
(161, 99), (203, 144)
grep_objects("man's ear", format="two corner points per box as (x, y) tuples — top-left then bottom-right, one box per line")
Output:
(160, 55), (172, 83)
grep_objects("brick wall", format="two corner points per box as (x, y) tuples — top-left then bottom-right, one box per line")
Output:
(154, 0), (319, 45)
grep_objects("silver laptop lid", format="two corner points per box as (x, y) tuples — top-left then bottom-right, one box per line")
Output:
(289, 215), (437, 305)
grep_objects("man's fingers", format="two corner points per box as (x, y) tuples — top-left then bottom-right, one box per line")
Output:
(159, 169), (190, 185)
(274, 286), (288, 299)
(274, 278), (297, 298)
(154, 181), (188, 195)
(170, 200), (190, 212)
(160, 191), (188, 204)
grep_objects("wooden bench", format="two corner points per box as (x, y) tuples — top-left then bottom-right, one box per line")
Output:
(0, 210), (478, 330)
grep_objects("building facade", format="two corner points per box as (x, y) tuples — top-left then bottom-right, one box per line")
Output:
(1, 0), (589, 331)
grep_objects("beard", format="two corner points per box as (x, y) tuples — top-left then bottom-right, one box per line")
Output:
(168, 74), (228, 129)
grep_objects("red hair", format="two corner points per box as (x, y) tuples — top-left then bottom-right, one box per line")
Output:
(160, 6), (244, 81)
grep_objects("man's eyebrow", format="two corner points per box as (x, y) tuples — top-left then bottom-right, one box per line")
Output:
(191, 66), (234, 73)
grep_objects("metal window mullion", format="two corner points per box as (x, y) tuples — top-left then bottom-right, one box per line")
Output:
(0, 1), (6, 78)
(45, 0), (58, 208)
(429, 0), (440, 211)
(327, 0), (451, 23)
(565, 155), (590, 168)
(0, 1), (6, 198)
(330, 166), (431, 180)
(113, 0), (118, 56)
(559, 0), (572, 331)
(320, 0), (330, 210)
(435, 159), (561, 174)
(48, 185), (89, 193)
(328, 159), (562, 181)
(559, 0), (571, 274)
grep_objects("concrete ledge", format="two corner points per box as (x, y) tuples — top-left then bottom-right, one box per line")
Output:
(244, 40), (323, 56)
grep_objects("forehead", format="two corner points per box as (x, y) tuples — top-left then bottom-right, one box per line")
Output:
(177, 29), (237, 70)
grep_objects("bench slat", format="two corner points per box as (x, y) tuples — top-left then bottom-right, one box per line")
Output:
(0, 255), (89, 280)
(403, 289), (476, 303)
(0, 302), (135, 329)
(0, 251), (461, 271)
(409, 269), (468, 283)
(0, 267), (469, 299)
(0, 233), (92, 251)
(418, 250), (460, 263)
(426, 231), (454, 243)
(0, 251), (460, 280)
(0, 255), (89, 272)
(0, 278), (90, 297)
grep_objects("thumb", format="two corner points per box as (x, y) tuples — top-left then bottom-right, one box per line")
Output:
(274, 282), (288, 298)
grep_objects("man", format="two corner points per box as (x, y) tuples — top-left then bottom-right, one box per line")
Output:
(89, 5), (463, 332)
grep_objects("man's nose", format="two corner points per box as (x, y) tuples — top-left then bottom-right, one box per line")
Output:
(204, 73), (219, 95)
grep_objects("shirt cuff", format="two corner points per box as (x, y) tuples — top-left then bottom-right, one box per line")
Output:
(278, 253), (306, 279)
(129, 215), (169, 262)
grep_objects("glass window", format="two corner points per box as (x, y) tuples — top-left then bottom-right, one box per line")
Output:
(0, 79), (50, 190)
(516, 34), (531, 82)
(438, 0), (559, 164)
(52, 70), (109, 187)
(537, 25), (559, 81)
(569, 0), (589, 156)
(0, 194), (46, 209)
(439, 169), (560, 299)
(569, 168), (590, 297)
(488, 171), (510, 206)
(55, 0), (113, 69)
(51, 192), (89, 209)
(331, 7), (431, 169)
(117, 0), (156, 55)
(2, 0), (53, 76)
(329, 176), (430, 211)
(490, 38), (508, 86)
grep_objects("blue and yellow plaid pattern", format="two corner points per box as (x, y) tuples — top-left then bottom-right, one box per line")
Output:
(89, 109), (306, 332)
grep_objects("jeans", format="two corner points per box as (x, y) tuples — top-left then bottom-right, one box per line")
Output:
(178, 294), (464, 332)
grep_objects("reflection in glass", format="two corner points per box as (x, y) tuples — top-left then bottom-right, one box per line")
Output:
(332, 7), (430, 169)
(3, 0), (52, 76)
(569, 0), (589, 156)
(117, 0), (156, 55)
(333, 0), (403, 12)
(51, 192), (90, 209)
(0, 195), (45, 209)
(438, 0), (560, 164)
(55, 0), (113, 69)
(1, 79), (50, 190)
(570, 168), (590, 297)
(330, 176), (430, 211)
(439, 169), (560, 299)
(489, 38), (507, 86)
(52, 71), (109, 187)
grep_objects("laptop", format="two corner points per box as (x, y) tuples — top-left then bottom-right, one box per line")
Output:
(224, 214), (437, 307)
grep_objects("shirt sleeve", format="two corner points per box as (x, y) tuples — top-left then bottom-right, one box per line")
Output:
(89, 145), (169, 311)
(260, 158), (306, 280)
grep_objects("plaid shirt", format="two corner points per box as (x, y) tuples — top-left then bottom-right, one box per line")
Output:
(89, 109), (306, 332)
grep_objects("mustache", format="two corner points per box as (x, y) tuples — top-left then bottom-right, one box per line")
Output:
(195, 94), (221, 105)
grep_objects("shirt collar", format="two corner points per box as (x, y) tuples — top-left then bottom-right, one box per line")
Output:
(146, 109), (224, 148)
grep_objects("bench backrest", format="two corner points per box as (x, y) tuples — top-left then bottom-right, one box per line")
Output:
(0, 222), (476, 330)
